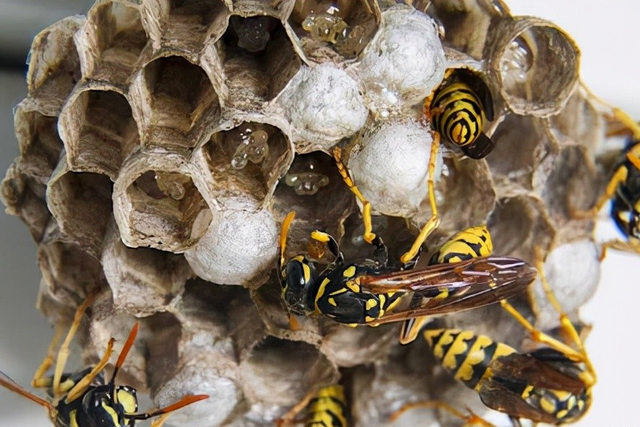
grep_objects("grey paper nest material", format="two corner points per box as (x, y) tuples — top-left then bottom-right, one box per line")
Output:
(1, 0), (610, 425)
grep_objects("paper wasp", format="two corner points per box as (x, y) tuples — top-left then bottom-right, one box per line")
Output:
(277, 148), (536, 328)
(0, 294), (208, 427)
(392, 253), (596, 425)
(572, 101), (640, 256)
(428, 68), (496, 159)
(277, 385), (349, 427)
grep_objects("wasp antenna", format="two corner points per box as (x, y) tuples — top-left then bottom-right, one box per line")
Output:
(109, 322), (139, 401)
(0, 371), (55, 412)
(126, 394), (209, 420)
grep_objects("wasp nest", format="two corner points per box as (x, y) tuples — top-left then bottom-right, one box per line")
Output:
(2, 0), (610, 425)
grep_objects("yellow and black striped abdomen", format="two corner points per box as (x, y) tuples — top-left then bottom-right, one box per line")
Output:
(431, 81), (486, 148)
(306, 385), (349, 427)
(430, 225), (493, 265)
(423, 329), (516, 390)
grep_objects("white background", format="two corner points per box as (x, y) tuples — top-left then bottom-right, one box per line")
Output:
(0, 1), (639, 426)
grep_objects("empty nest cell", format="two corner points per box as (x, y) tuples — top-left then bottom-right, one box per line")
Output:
(102, 221), (193, 316)
(38, 239), (107, 307)
(14, 107), (64, 184)
(26, 16), (83, 115)
(218, 19), (301, 107)
(115, 159), (209, 252)
(46, 167), (113, 256)
(80, 1), (149, 84)
(59, 88), (138, 179)
(136, 56), (221, 147)
(202, 121), (290, 205)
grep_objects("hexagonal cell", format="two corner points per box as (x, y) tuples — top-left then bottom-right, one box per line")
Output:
(239, 336), (338, 421)
(47, 163), (113, 257)
(153, 362), (242, 427)
(289, 0), (380, 60)
(38, 239), (107, 308)
(184, 205), (278, 286)
(272, 151), (355, 255)
(26, 16), (83, 116)
(276, 63), (368, 152)
(113, 149), (210, 252)
(77, 0), (149, 84)
(14, 105), (64, 184)
(320, 323), (399, 368)
(485, 16), (580, 116)
(549, 88), (606, 153)
(59, 88), (139, 180)
(486, 113), (548, 192)
(134, 56), (221, 147)
(357, 6), (446, 116)
(200, 121), (292, 206)
(1, 166), (51, 241)
(217, 18), (301, 109)
(487, 195), (554, 262)
(177, 278), (266, 360)
(424, 0), (507, 59)
(350, 343), (435, 426)
(102, 221), (193, 317)
(142, 0), (229, 52)
(536, 144), (600, 234)
(531, 240), (600, 330)
(89, 291), (148, 391)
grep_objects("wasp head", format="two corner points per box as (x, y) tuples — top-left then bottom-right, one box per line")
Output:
(280, 255), (317, 315)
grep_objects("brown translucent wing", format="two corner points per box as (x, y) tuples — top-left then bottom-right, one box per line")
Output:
(490, 351), (587, 394)
(477, 352), (587, 423)
(360, 257), (536, 324)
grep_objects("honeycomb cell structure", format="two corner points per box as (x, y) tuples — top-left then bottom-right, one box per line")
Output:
(1, 0), (614, 425)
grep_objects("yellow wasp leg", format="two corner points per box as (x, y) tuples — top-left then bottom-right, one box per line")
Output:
(276, 386), (318, 427)
(48, 293), (97, 397)
(332, 146), (377, 244)
(599, 238), (640, 259)
(571, 165), (627, 219)
(149, 413), (172, 427)
(500, 249), (596, 388)
(389, 400), (498, 427)
(280, 211), (297, 267)
(65, 338), (115, 403)
(31, 325), (64, 389)
(400, 131), (441, 265)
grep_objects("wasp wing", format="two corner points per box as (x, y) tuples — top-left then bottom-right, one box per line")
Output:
(476, 351), (588, 423)
(359, 257), (536, 324)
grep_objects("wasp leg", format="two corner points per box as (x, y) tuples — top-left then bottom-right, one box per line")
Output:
(310, 230), (344, 265)
(276, 386), (317, 427)
(30, 325), (64, 389)
(499, 249), (596, 387)
(571, 164), (628, 219)
(65, 322), (140, 403)
(389, 400), (498, 427)
(600, 238), (640, 259)
(64, 338), (115, 403)
(149, 413), (172, 427)
(400, 131), (441, 265)
(279, 211), (297, 270)
(41, 293), (97, 397)
(332, 146), (377, 244)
